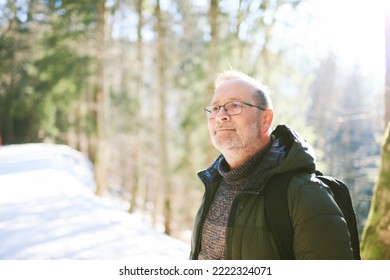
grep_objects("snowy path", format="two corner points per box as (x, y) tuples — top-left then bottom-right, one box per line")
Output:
(0, 144), (189, 260)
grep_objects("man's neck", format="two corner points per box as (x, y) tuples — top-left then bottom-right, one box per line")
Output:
(223, 136), (271, 170)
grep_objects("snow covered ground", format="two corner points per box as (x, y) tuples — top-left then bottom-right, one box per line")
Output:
(0, 143), (189, 260)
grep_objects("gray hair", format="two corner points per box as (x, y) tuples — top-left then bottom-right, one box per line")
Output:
(214, 70), (273, 109)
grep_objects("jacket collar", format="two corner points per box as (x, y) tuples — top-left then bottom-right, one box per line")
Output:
(198, 125), (316, 187)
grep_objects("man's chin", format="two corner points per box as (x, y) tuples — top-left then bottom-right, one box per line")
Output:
(212, 139), (238, 151)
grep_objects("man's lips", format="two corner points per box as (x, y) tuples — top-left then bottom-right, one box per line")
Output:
(215, 127), (235, 132)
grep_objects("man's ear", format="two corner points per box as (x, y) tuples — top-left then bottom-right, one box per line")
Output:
(261, 109), (274, 133)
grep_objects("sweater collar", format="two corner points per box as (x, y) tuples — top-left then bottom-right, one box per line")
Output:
(217, 138), (274, 184)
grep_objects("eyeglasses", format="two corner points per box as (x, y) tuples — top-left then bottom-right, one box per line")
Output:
(204, 101), (266, 119)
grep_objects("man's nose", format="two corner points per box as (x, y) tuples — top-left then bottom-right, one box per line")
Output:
(215, 106), (230, 122)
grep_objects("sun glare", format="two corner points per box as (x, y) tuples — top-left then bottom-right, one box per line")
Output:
(303, 0), (385, 78)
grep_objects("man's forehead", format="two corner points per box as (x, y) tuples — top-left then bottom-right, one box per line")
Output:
(212, 79), (257, 102)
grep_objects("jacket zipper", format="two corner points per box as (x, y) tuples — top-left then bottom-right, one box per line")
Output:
(225, 189), (262, 259)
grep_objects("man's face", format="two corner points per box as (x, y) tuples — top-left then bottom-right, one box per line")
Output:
(208, 78), (265, 154)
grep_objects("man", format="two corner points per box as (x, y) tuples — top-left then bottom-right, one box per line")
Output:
(190, 70), (353, 260)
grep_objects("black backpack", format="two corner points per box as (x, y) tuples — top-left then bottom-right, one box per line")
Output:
(264, 169), (361, 260)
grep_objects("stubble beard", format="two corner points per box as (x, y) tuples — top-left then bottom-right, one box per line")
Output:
(211, 121), (262, 154)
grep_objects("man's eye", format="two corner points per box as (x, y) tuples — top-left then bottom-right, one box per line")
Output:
(211, 106), (220, 112)
(231, 102), (241, 109)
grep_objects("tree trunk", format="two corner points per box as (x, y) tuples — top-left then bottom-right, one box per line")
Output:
(206, 0), (220, 162)
(155, 0), (171, 235)
(129, 0), (144, 214)
(95, 0), (107, 196)
(360, 121), (390, 259)
(360, 6), (390, 259)
(385, 4), (390, 127)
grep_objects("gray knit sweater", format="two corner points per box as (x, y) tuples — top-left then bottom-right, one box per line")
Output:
(198, 140), (273, 260)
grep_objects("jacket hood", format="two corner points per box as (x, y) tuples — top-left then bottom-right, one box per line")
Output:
(269, 124), (316, 175)
(198, 124), (317, 187)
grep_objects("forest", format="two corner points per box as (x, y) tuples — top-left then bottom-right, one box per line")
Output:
(0, 0), (389, 259)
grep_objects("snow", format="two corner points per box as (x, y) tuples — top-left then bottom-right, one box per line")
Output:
(0, 143), (190, 260)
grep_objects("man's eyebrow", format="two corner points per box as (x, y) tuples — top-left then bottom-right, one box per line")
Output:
(211, 98), (237, 105)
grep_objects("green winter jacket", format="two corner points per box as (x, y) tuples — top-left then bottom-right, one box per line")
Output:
(190, 125), (353, 260)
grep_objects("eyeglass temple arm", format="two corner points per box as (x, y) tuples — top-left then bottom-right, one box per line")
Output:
(242, 101), (266, 111)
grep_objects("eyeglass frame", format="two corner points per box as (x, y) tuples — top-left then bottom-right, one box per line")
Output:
(204, 100), (266, 119)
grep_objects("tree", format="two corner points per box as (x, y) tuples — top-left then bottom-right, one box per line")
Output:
(0, 0), (96, 145)
(0, 0), (31, 143)
(360, 3), (390, 259)
(155, 0), (172, 234)
(205, 0), (221, 162)
(94, 0), (107, 196)
(385, 2), (390, 126)
(129, 0), (145, 213)
(360, 122), (390, 259)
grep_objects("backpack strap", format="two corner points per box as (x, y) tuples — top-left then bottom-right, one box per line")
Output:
(264, 170), (297, 259)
